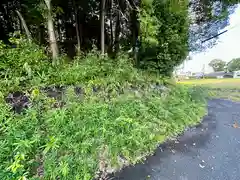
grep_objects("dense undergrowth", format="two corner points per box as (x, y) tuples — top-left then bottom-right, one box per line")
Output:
(0, 38), (208, 179)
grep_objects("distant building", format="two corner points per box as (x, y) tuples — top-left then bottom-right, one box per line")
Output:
(233, 70), (240, 78)
(204, 71), (233, 78)
(192, 72), (204, 79)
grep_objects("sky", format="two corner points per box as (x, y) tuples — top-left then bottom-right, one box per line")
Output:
(183, 4), (240, 73)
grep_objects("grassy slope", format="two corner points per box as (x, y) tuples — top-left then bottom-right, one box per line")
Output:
(0, 85), (207, 180)
(0, 46), (208, 179)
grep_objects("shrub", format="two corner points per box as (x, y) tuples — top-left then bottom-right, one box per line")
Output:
(0, 35), (51, 92)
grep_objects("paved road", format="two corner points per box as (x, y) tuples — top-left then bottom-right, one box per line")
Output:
(113, 99), (240, 180)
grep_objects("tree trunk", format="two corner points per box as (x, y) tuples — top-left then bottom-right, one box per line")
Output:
(16, 10), (32, 40)
(129, 0), (140, 67)
(109, 0), (114, 54)
(74, 3), (81, 55)
(114, 12), (121, 55)
(100, 0), (106, 55)
(44, 0), (59, 62)
(38, 25), (45, 45)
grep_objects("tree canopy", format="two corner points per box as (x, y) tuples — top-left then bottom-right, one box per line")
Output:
(189, 0), (238, 52)
(209, 59), (226, 72)
(0, 0), (239, 75)
(227, 58), (240, 72)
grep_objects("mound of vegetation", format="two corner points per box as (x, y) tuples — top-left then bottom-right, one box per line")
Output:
(0, 38), (208, 180)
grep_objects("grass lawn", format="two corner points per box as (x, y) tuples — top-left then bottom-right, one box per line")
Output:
(178, 78), (240, 101)
(178, 78), (240, 89)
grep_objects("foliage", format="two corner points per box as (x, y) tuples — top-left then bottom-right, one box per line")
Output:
(208, 59), (226, 72)
(227, 58), (240, 72)
(1, 0), (239, 75)
(1, 0), (238, 52)
(189, 0), (238, 51)
(0, 34), (51, 92)
(0, 84), (207, 180)
(0, 37), (161, 92)
(0, 38), (208, 179)
(48, 53), (140, 85)
(139, 0), (159, 46)
(138, 0), (190, 75)
(152, 0), (189, 75)
(138, 0), (159, 73)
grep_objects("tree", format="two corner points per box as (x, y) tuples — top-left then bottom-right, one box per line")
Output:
(208, 59), (226, 72)
(15, 10), (32, 40)
(44, 0), (59, 61)
(100, 0), (106, 55)
(189, 0), (238, 52)
(227, 58), (240, 72)
(0, 0), (239, 75)
(153, 0), (189, 75)
(72, 0), (81, 55)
